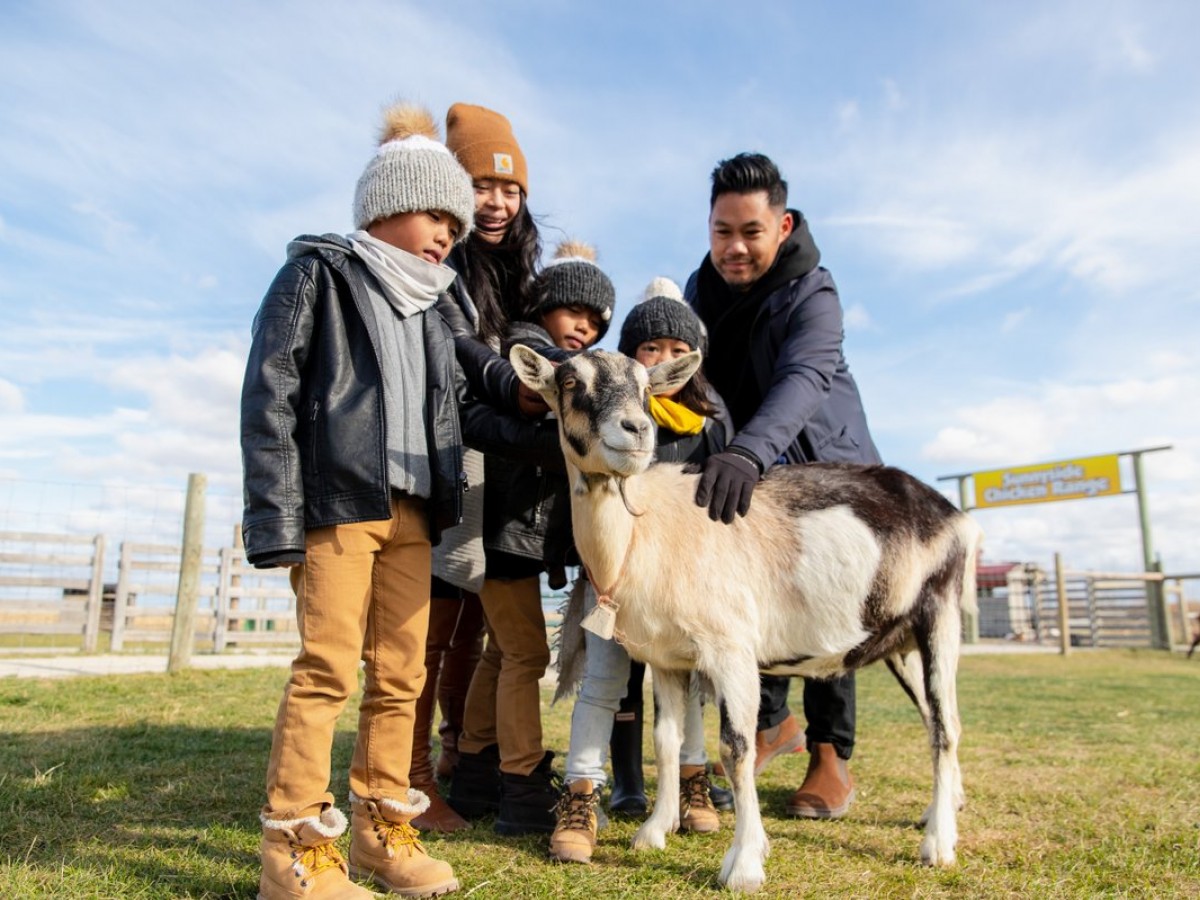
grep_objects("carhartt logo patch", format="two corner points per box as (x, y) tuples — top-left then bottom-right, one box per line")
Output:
(493, 153), (514, 175)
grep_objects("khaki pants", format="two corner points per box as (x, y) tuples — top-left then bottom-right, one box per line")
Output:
(263, 495), (431, 821)
(458, 575), (549, 775)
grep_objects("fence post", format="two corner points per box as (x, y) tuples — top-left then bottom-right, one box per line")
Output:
(82, 534), (106, 653)
(1055, 553), (1070, 656)
(1148, 559), (1170, 650)
(168, 473), (207, 673)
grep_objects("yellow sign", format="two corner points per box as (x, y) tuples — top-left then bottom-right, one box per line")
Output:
(973, 455), (1122, 509)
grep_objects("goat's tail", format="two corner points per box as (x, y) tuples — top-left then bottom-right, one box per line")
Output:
(958, 515), (984, 616)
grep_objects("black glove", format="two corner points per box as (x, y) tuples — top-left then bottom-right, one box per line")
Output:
(695, 449), (762, 524)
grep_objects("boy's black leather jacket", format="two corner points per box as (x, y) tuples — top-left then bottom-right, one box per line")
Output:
(240, 234), (558, 567)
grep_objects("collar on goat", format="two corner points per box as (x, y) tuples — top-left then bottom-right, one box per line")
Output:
(577, 474), (640, 641)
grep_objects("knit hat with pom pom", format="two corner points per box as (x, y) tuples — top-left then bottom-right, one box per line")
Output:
(534, 240), (616, 338)
(618, 277), (707, 357)
(352, 102), (474, 237)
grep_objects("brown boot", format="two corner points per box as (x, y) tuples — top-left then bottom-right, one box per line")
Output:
(713, 711), (805, 778)
(410, 652), (468, 834)
(434, 597), (484, 781)
(258, 807), (373, 900)
(786, 743), (855, 819)
(678, 765), (721, 833)
(348, 792), (459, 897)
(548, 779), (601, 864)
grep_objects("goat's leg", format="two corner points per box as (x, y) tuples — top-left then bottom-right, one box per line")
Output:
(632, 666), (687, 850)
(917, 598), (963, 867)
(711, 653), (769, 893)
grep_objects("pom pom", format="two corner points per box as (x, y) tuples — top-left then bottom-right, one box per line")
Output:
(553, 239), (597, 263)
(641, 277), (684, 304)
(378, 103), (440, 145)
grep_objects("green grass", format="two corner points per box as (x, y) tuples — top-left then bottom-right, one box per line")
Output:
(1, 651), (1198, 898)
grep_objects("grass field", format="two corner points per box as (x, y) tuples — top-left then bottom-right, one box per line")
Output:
(1, 650), (1197, 899)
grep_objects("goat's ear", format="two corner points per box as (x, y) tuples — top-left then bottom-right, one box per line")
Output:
(647, 349), (702, 396)
(509, 344), (558, 398)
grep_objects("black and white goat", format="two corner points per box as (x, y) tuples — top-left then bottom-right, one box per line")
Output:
(510, 345), (982, 893)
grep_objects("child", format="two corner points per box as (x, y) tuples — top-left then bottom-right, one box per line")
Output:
(448, 241), (615, 836)
(549, 277), (732, 864)
(240, 103), (477, 899)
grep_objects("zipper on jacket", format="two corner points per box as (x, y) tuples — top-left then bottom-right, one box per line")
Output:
(308, 399), (321, 476)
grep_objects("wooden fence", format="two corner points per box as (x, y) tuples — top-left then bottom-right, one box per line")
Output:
(4, 528), (1198, 656)
(1, 530), (296, 653)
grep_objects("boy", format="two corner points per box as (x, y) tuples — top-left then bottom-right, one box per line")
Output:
(241, 102), (476, 899)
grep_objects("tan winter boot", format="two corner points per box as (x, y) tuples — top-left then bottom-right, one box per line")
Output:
(678, 765), (720, 833)
(348, 791), (459, 897)
(786, 742), (856, 819)
(548, 779), (601, 864)
(258, 807), (373, 900)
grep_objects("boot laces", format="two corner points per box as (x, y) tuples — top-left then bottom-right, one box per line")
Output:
(289, 840), (345, 886)
(555, 787), (599, 832)
(680, 769), (716, 813)
(372, 815), (426, 858)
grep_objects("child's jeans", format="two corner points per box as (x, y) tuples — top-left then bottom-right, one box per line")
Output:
(262, 494), (431, 821)
(565, 588), (707, 789)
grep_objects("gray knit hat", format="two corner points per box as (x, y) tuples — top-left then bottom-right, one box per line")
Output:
(618, 277), (708, 357)
(352, 103), (474, 238)
(535, 241), (616, 339)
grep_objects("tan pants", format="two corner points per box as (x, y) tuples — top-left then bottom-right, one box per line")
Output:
(457, 575), (549, 775)
(263, 495), (431, 821)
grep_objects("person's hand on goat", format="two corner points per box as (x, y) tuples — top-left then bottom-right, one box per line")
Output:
(695, 448), (762, 524)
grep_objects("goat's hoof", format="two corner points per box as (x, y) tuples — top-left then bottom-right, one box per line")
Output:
(631, 824), (669, 851)
(919, 835), (957, 867)
(719, 850), (766, 893)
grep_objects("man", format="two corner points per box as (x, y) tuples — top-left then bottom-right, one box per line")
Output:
(686, 152), (881, 819)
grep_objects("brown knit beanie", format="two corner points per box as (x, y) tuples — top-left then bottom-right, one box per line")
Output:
(445, 103), (529, 195)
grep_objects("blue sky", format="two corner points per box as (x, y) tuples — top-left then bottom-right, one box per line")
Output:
(1, 0), (1197, 574)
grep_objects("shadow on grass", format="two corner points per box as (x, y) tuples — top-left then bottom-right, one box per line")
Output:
(1, 724), (356, 897)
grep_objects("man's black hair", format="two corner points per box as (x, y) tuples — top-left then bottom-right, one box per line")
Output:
(709, 152), (788, 210)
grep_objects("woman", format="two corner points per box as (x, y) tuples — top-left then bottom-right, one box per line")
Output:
(410, 102), (548, 833)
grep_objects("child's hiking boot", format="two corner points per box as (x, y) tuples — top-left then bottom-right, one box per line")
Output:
(446, 743), (501, 820)
(348, 792), (458, 897)
(495, 750), (560, 835)
(548, 779), (601, 864)
(678, 764), (721, 833)
(258, 806), (372, 900)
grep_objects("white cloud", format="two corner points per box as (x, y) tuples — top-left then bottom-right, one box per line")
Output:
(0, 379), (22, 413)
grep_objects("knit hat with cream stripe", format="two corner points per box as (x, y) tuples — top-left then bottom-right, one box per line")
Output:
(352, 102), (474, 238)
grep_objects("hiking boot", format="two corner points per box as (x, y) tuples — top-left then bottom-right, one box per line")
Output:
(495, 751), (561, 836)
(548, 779), (601, 864)
(258, 806), (372, 900)
(446, 744), (500, 820)
(410, 782), (469, 834)
(348, 792), (459, 897)
(714, 711), (806, 778)
(608, 709), (647, 819)
(678, 765), (720, 833)
(786, 742), (855, 819)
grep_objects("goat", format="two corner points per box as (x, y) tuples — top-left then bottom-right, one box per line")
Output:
(511, 345), (983, 894)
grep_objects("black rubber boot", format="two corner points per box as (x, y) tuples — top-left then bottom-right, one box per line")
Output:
(447, 743), (501, 820)
(495, 751), (560, 836)
(608, 667), (648, 819)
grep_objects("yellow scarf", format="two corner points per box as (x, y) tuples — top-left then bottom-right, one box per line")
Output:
(648, 394), (705, 435)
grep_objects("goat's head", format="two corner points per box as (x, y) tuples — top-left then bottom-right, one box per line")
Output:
(510, 345), (702, 478)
